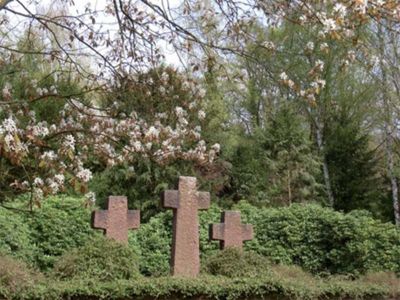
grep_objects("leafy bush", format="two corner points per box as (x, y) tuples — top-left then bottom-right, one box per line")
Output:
(203, 247), (270, 277)
(0, 254), (42, 297)
(3, 272), (399, 300)
(130, 211), (172, 276)
(52, 235), (140, 281)
(28, 196), (95, 270)
(0, 208), (36, 265)
(234, 202), (400, 275)
(136, 201), (400, 276)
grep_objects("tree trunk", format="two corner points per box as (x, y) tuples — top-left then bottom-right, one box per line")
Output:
(378, 24), (400, 225)
(384, 123), (400, 225)
(315, 118), (335, 207)
(287, 171), (292, 205)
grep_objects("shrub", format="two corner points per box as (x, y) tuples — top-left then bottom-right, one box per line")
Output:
(360, 272), (400, 296)
(130, 211), (172, 276)
(0, 207), (36, 265)
(137, 201), (400, 276)
(52, 235), (140, 281)
(28, 196), (95, 270)
(0, 254), (42, 297)
(234, 202), (400, 275)
(203, 247), (270, 277)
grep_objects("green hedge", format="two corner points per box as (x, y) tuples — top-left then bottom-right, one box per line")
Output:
(2, 196), (400, 276)
(0, 254), (42, 299)
(0, 196), (95, 271)
(0, 209), (36, 265)
(134, 202), (400, 276)
(203, 248), (271, 277)
(233, 202), (400, 275)
(27, 196), (95, 270)
(1, 273), (399, 300)
(52, 235), (140, 281)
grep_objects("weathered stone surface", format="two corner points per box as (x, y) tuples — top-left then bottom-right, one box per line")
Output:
(210, 211), (253, 250)
(92, 196), (140, 243)
(162, 176), (210, 277)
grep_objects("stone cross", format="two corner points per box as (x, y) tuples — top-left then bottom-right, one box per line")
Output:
(92, 196), (140, 244)
(210, 211), (253, 250)
(162, 176), (210, 277)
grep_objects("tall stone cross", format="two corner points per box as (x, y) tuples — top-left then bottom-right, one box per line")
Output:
(162, 176), (210, 277)
(210, 211), (253, 250)
(92, 196), (140, 244)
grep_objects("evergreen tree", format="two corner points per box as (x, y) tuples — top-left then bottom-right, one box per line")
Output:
(261, 105), (322, 205)
(324, 108), (384, 216)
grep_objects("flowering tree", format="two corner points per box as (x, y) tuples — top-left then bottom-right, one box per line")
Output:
(0, 76), (219, 208)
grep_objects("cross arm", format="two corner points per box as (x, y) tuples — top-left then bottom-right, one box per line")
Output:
(162, 190), (179, 208)
(92, 210), (107, 229)
(241, 224), (254, 241)
(197, 191), (210, 210)
(127, 210), (140, 229)
(210, 223), (224, 240)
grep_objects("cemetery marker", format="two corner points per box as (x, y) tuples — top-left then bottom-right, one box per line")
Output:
(92, 196), (140, 243)
(210, 211), (253, 250)
(162, 176), (210, 277)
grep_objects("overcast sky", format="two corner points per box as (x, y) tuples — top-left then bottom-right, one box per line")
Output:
(5, 0), (183, 67)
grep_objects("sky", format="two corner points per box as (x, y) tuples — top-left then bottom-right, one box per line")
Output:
(4, 0), (184, 67)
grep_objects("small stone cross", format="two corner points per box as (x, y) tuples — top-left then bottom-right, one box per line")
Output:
(92, 196), (140, 244)
(162, 176), (210, 277)
(210, 211), (253, 250)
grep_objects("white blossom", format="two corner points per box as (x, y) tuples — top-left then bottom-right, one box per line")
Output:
(33, 177), (44, 186)
(41, 151), (57, 161)
(322, 18), (338, 33)
(320, 43), (329, 51)
(279, 72), (288, 81)
(146, 126), (160, 139)
(198, 88), (206, 98)
(85, 191), (96, 204)
(315, 60), (325, 71)
(306, 41), (314, 51)
(198, 110), (206, 120)
(211, 143), (221, 152)
(63, 135), (75, 150)
(1, 117), (17, 133)
(2, 82), (12, 98)
(54, 174), (65, 185)
(175, 106), (186, 117)
(76, 168), (92, 183)
(333, 3), (347, 17)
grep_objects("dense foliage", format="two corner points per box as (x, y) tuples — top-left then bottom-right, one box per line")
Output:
(203, 248), (270, 277)
(52, 236), (140, 281)
(133, 201), (400, 276)
(0, 254), (42, 299)
(236, 202), (400, 275)
(0, 209), (36, 265)
(27, 197), (94, 270)
(0, 196), (399, 299)
(0, 269), (399, 300)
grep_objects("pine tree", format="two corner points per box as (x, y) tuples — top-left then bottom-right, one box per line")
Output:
(324, 109), (384, 214)
(261, 105), (322, 205)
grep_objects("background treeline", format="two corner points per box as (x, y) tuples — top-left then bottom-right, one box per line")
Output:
(1, 2), (399, 223)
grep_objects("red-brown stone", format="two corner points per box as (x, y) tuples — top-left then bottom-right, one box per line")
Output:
(162, 176), (210, 277)
(92, 196), (140, 244)
(210, 211), (253, 250)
